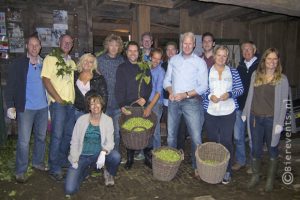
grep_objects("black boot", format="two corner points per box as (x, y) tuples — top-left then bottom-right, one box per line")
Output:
(143, 148), (153, 169)
(248, 158), (261, 189)
(265, 158), (277, 192)
(124, 149), (134, 170)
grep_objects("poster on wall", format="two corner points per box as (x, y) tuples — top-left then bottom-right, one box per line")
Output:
(36, 28), (53, 47)
(37, 27), (66, 47)
(53, 10), (68, 30)
(9, 37), (24, 53)
(6, 8), (22, 22)
(6, 8), (24, 53)
(0, 12), (6, 35)
(7, 22), (23, 38)
(51, 28), (66, 46)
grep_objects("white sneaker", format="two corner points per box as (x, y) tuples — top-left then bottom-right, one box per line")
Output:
(221, 172), (231, 185)
(104, 169), (114, 186)
(134, 152), (145, 161)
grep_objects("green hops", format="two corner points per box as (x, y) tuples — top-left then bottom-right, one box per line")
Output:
(202, 159), (220, 166)
(154, 149), (181, 163)
(122, 117), (153, 132)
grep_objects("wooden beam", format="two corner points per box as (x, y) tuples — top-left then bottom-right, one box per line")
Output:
(92, 4), (132, 19)
(104, 0), (186, 8)
(151, 23), (178, 32)
(197, 0), (300, 17)
(93, 22), (129, 31)
(136, 5), (150, 43)
(85, 0), (93, 52)
(249, 15), (288, 24)
(199, 5), (242, 20)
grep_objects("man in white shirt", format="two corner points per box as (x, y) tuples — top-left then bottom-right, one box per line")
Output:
(164, 32), (208, 176)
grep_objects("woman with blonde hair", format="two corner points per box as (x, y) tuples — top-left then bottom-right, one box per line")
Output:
(203, 45), (244, 184)
(242, 48), (289, 191)
(74, 53), (108, 120)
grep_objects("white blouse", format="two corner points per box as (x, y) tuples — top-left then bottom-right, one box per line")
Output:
(76, 79), (90, 96)
(207, 65), (235, 116)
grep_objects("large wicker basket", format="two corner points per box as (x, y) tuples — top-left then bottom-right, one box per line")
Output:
(195, 142), (230, 184)
(152, 146), (184, 181)
(119, 106), (157, 150)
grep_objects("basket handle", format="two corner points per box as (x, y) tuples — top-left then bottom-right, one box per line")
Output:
(179, 149), (184, 161)
(129, 100), (145, 108)
(131, 126), (147, 132)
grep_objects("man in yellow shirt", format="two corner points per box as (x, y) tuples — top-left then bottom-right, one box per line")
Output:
(41, 34), (76, 181)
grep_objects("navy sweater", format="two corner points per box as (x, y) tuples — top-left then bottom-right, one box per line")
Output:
(115, 60), (152, 108)
(236, 58), (259, 110)
(5, 56), (30, 112)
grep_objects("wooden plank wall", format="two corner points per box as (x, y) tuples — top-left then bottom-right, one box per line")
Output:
(1, 2), (299, 89)
(188, 15), (300, 88)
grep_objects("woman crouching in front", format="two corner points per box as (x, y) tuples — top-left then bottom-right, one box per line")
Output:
(65, 94), (121, 196)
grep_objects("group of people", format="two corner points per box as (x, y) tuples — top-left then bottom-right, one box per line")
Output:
(5, 30), (289, 196)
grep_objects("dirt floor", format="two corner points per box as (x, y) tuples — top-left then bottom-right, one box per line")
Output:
(0, 135), (300, 200)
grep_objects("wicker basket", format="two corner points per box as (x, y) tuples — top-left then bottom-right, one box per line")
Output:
(195, 142), (230, 184)
(152, 146), (184, 181)
(119, 106), (157, 150)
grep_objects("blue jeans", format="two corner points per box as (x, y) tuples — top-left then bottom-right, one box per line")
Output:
(250, 114), (278, 159)
(64, 150), (121, 195)
(233, 110), (246, 166)
(167, 98), (204, 169)
(16, 107), (48, 175)
(49, 102), (75, 174)
(105, 107), (121, 152)
(148, 103), (163, 149)
(74, 109), (85, 121)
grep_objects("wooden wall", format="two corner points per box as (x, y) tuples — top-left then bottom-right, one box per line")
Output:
(185, 15), (300, 88)
(1, 2), (299, 89)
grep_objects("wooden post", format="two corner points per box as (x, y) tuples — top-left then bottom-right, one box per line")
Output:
(84, 0), (93, 52)
(136, 5), (150, 43)
(130, 20), (138, 42)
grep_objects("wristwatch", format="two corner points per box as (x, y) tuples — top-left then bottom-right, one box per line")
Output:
(186, 92), (190, 99)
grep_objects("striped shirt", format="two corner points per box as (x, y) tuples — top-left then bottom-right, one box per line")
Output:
(203, 66), (244, 112)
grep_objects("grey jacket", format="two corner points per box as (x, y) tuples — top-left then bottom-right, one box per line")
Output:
(68, 113), (114, 164)
(242, 72), (289, 147)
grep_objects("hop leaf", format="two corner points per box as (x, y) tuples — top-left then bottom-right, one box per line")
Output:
(143, 76), (150, 85)
(49, 48), (74, 78)
(135, 73), (142, 81)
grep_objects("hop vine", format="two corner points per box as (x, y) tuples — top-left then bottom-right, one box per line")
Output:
(49, 48), (74, 78)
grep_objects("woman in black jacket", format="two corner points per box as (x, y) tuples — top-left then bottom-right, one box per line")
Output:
(74, 53), (108, 120)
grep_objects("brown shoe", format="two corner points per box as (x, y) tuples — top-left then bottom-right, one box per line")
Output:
(232, 163), (244, 171)
(193, 169), (201, 180)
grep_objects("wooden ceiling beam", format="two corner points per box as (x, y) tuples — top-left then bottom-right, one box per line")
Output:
(93, 22), (129, 32)
(104, 0), (187, 8)
(197, 0), (300, 17)
(249, 15), (288, 24)
(199, 5), (242, 19)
